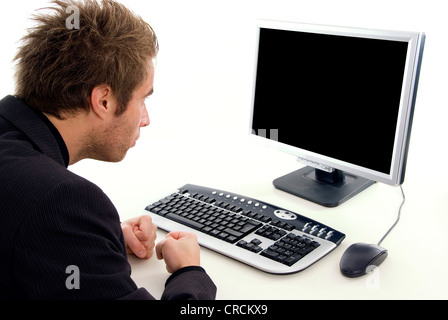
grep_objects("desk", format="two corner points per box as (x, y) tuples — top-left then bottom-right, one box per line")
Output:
(71, 131), (448, 300)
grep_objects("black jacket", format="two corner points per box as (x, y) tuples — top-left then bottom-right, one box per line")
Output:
(0, 95), (216, 300)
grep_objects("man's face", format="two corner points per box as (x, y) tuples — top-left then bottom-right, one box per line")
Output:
(93, 63), (154, 163)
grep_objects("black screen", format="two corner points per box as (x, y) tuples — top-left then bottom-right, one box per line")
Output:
(252, 28), (409, 174)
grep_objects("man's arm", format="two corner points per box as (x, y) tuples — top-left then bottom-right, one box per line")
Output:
(156, 232), (217, 300)
(12, 177), (216, 300)
(12, 179), (153, 300)
(122, 223), (217, 300)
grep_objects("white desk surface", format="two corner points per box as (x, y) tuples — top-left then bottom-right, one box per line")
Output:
(71, 131), (448, 300)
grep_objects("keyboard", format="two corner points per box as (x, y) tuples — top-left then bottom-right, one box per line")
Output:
(145, 184), (345, 274)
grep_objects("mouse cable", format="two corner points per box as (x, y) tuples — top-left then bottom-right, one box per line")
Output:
(377, 185), (406, 247)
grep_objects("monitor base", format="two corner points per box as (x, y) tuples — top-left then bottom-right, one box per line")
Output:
(273, 167), (375, 208)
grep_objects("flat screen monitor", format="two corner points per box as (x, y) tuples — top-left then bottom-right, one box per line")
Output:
(250, 20), (425, 207)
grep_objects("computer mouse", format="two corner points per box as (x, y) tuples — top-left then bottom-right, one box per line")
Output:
(339, 243), (388, 278)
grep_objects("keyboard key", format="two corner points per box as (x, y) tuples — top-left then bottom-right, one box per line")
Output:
(261, 249), (279, 260)
(239, 222), (261, 234)
(236, 240), (247, 247)
(283, 253), (303, 266)
(226, 235), (238, 243)
(165, 213), (204, 231)
(224, 228), (243, 239)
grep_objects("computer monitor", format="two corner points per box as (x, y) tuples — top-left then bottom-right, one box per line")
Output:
(250, 20), (425, 207)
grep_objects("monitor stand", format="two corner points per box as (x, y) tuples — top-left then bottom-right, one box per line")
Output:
(273, 166), (375, 208)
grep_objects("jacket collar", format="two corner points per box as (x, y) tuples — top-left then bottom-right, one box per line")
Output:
(0, 95), (67, 167)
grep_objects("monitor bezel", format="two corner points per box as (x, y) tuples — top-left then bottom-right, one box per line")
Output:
(249, 20), (425, 186)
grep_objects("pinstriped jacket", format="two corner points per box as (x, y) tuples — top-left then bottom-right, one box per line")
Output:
(0, 95), (216, 300)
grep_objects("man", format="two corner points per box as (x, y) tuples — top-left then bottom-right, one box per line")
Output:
(0, 0), (217, 300)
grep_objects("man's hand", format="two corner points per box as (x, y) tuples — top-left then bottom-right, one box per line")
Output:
(121, 215), (157, 259)
(155, 231), (201, 274)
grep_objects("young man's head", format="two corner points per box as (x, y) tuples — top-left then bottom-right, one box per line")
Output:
(14, 0), (159, 163)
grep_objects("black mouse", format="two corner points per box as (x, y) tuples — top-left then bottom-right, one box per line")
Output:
(339, 243), (388, 278)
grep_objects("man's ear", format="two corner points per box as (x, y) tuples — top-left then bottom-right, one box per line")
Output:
(90, 85), (114, 120)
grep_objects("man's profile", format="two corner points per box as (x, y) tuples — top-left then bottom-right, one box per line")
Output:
(0, 0), (216, 300)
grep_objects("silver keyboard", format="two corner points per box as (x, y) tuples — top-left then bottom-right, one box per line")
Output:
(145, 184), (345, 274)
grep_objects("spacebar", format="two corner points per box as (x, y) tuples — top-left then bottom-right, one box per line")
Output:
(165, 213), (204, 231)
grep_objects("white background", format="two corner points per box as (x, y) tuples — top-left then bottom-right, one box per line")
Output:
(1, 0), (447, 299)
(1, 0), (447, 185)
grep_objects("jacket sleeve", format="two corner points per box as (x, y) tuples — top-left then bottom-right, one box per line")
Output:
(12, 178), (216, 300)
(12, 179), (150, 300)
(161, 266), (217, 300)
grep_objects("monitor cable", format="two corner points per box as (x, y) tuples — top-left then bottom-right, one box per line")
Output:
(377, 185), (406, 246)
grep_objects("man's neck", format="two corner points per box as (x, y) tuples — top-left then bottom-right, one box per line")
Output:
(43, 112), (92, 166)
